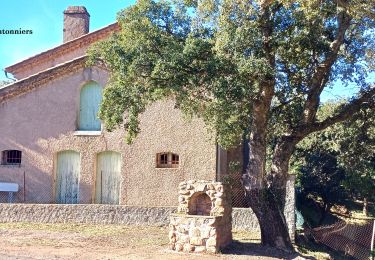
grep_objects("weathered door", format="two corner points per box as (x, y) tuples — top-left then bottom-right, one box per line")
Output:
(95, 151), (121, 204)
(56, 151), (80, 204)
(79, 81), (102, 130)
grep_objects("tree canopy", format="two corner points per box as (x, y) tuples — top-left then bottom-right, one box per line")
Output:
(88, 0), (375, 250)
(89, 0), (374, 146)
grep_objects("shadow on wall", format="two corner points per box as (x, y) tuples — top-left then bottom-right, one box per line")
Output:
(0, 164), (94, 204)
(0, 139), (94, 204)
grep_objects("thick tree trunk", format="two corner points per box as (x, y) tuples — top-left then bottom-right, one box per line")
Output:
(270, 136), (300, 189)
(241, 2), (294, 251)
(363, 197), (368, 216)
(243, 100), (294, 251)
(245, 189), (292, 249)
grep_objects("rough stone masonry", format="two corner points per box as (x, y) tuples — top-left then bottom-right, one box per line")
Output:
(169, 180), (232, 253)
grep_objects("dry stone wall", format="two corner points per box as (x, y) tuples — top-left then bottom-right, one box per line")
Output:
(170, 180), (232, 253)
(169, 215), (231, 253)
(0, 204), (175, 226)
(0, 203), (295, 242)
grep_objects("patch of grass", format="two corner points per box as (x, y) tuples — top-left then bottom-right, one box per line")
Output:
(341, 200), (375, 219)
(232, 230), (261, 244)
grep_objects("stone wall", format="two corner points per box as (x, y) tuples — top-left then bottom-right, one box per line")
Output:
(0, 204), (293, 232)
(169, 214), (231, 253)
(0, 204), (175, 226)
(284, 174), (296, 242)
(0, 203), (295, 242)
(170, 180), (232, 253)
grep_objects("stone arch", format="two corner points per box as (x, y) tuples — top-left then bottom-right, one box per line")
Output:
(188, 192), (212, 216)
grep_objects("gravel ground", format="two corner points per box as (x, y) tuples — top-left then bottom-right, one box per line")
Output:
(0, 223), (308, 260)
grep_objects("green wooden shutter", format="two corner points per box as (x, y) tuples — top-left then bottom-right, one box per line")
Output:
(95, 151), (121, 204)
(56, 150), (80, 204)
(79, 81), (102, 131)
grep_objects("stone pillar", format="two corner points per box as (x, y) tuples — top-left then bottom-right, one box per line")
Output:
(170, 180), (232, 253)
(63, 6), (90, 43)
(284, 174), (296, 242)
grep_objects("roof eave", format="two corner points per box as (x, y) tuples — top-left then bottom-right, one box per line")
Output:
(4, 22), (119, 75)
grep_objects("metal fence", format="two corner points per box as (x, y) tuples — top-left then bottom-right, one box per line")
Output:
(0, 171), (26, 203)
(225, 174), (248, 208)
(0, 169), (250, 207)
(311, 220), (375, 260)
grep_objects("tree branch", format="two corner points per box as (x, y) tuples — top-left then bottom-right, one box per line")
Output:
(298, 86), (375, 136)
(302, 0), (352, 124)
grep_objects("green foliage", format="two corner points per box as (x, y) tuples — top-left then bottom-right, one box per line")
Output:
(0, 80), (11, 87)
(338, 106), (375, 202)
(222, 160), (241, 185)
(293, 102), (374, 216)
(88, 0), (374, 146)
(298, 152), (348, 206)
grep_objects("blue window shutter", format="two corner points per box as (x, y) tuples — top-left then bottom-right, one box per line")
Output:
(79, 81), (102, 131)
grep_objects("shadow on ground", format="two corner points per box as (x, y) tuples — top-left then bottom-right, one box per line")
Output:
(222, 240), (315, 259)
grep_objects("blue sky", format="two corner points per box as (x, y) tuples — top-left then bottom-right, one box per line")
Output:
(0, 1), (372, 101)
(0, 0), (135, 81)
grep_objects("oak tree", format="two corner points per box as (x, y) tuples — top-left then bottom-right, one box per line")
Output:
(88, 0), (375, 250)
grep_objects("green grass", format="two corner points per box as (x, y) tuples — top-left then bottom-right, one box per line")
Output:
(343, 199), (375, 219)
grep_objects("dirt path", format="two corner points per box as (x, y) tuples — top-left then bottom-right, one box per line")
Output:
(0, 223), (306, 259)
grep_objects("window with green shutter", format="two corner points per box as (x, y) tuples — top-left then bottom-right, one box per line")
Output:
(79, 81), (102, 131)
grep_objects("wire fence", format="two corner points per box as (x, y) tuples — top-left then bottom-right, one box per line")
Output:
(226, 174), (248, 208)
(311, 220), (375, 260)
(0, 170), (26, 203)
(0, 170), (250, 207)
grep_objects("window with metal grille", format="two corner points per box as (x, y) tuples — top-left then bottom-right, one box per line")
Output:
(156, 152), (179, 168)
(1, 150), (22, 165)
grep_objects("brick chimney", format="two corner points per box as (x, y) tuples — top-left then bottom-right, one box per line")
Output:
(63, 6), (90, 42)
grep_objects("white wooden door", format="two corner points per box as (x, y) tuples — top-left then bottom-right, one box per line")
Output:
(56, 151), (80, 204)
(96, 151), (121, 204)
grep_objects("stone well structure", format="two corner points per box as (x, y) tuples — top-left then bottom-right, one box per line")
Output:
(169, 180), (232, 253)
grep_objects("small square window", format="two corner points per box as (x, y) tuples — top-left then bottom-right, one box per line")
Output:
(1, 150), (22, 166)
(156, 152), (179, 168)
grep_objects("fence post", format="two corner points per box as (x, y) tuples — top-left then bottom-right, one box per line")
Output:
(23, 171), (26, 202)
(371, 219), (375, 260)
(101, 170), (103, 204)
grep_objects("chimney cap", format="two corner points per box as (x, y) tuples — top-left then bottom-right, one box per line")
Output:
(63, 6), (90, 16)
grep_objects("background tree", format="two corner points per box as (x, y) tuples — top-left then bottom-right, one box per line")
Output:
(88, 0), (375, 250)
(292, 102), (349, 226)
(0, 80), (11, 87)
(293, 102), (374, 223)
(338, 106), (374, 216)
(298, 152), (348, 223)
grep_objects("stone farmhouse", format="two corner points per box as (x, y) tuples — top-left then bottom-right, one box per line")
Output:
(0, 6), (234, 206)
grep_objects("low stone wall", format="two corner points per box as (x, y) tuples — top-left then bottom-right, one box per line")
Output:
(231, 207), (260, 231)
(0, 204), (294, 241)
(170, 180), (232, 253)
(170, 214), (232, 253)
(0, 204), (175, 226)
